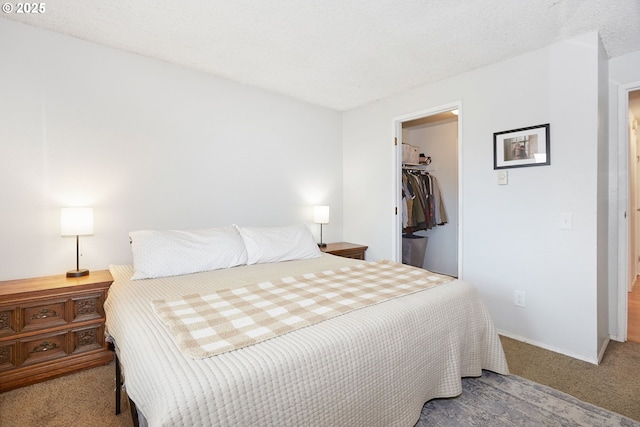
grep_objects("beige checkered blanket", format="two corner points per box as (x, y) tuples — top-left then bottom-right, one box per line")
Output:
(152, 259), (453, 359)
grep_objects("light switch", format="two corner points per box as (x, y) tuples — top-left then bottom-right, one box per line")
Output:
(498, 171), (508, 185)
(559, 213), (573, 230)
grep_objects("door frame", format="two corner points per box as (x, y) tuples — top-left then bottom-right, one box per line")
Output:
(617, 82), (640, 342)
(392, 101), (463, 276)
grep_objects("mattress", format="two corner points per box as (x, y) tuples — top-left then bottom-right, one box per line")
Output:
(104, 254), (509, 427)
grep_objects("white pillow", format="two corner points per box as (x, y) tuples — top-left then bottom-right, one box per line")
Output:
(129, 226), (248, 280)
(234, 224), (321, 265)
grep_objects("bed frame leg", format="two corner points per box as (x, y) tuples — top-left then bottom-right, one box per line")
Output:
(115, 353), (122, 415)
(129, 397), (140, 427)
(115, 352), (141, 426)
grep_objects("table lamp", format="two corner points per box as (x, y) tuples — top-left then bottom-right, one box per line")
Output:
(60, 207), (94, 277)
(313, 205), (330, 248)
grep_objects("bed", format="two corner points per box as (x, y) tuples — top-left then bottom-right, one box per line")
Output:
(104, 225), (509, 427)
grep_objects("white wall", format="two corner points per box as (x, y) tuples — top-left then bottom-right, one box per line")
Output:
(608, 49), (640, 340)
(596, 36), (610, 359)
(0, 19), (343, 281)
(402, 119), (458, 276)
(343, 32), (606, 362)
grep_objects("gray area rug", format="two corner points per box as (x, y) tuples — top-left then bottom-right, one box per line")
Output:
(417, 371), (640, 427)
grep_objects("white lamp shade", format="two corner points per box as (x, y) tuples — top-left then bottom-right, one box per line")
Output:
(313, 206), (330, 224)
(60, 207), (94, 236)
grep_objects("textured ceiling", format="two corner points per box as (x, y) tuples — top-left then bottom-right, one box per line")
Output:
(3, 0), (640, 111)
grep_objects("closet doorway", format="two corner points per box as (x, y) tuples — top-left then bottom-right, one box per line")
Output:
(394, 105), (461, 277)
(627, 88), (640, 343)
(617, 83), (640, 342)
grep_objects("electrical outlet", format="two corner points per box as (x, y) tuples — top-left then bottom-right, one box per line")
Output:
(514, 290), (526, 307)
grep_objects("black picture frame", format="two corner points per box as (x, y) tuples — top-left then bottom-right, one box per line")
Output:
(493, 123), (550, 170)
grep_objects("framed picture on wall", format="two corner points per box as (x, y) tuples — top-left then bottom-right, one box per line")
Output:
(493, 123), (550, 169)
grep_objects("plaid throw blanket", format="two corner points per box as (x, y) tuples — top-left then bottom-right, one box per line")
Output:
(152, 260), (453, 359)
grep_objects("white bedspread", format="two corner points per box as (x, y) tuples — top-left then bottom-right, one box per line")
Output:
(105, 254), (509, 427)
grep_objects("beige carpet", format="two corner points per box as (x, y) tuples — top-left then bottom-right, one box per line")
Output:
(500, 336), (640, 421)
(1, 337), (639, 426)
(0, 362), (132, 427)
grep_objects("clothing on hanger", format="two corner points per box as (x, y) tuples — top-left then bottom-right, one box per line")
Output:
(401, 168), (447, 233)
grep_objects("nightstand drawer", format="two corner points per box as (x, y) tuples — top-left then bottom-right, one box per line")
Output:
(21, 331), (68, 367)
(72, 293), (105, 323)
(22, 300), (68, 332)
(0, 309), (15, 337)
(335, 249), (365, 259)
(0, 341), (16, 371)
(1, 323), (106, 373)
(72, 325), (105, 354)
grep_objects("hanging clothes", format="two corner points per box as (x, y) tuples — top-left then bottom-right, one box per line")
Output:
(401, 168), (447, 233)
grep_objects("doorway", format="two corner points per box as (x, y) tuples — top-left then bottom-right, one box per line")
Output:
(627, 89), (640, 342)
(393, 103), (462, 277)
(618, 84), (640, 342)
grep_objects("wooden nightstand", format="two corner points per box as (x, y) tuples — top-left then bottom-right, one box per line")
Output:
(321, 242), (368, 260)
(0, 270), (114, 392)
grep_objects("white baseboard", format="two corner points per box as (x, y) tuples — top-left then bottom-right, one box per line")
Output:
(597, 336), (611, 364)
(497, 330), (599, 365)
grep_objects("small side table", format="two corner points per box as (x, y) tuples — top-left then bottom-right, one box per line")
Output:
(321, 242), (368, 260)
(0, 270), (114, 392)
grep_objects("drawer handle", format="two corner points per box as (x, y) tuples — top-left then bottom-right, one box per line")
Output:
(32, 308), (60, 320)
(30, 341), (60, 353)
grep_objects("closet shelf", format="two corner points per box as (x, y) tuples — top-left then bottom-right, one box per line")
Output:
(402, 163), (436, 172)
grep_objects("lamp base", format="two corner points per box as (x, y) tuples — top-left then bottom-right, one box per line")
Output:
(66, 269), (89, 278)
(318, 243), (327, 248)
